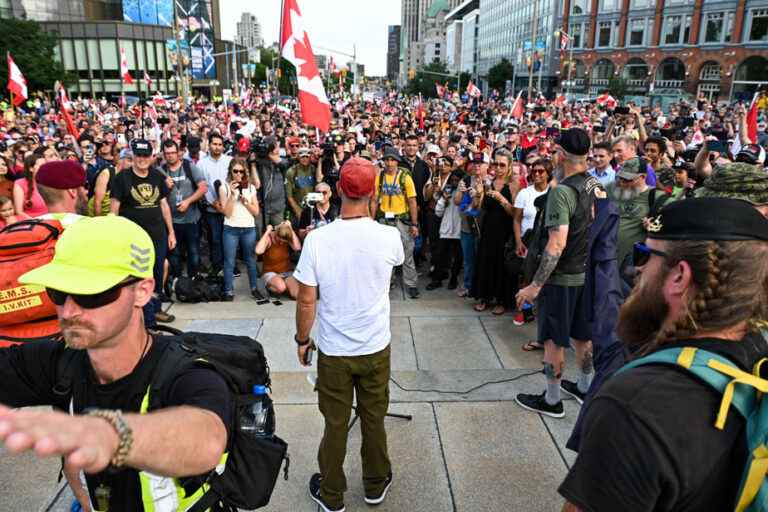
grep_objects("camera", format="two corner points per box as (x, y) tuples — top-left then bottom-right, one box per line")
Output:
(304, 192), (324, 207)
(321, 142), (335, 159)
(250, 137), (270, 159)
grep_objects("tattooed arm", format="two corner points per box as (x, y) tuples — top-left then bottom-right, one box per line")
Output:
(532, 225), (569, 287)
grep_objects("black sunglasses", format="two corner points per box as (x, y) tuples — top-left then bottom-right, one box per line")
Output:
(46, 277), (143, 309)
(633, 242), (671, 267)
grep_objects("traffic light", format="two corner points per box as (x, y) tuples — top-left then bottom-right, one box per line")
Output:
(408, 68), (416, 80)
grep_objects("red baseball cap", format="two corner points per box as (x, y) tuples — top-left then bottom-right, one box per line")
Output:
(238, 137), (250, 153)
(339, 157), (376, 199)
(36, 160), (86, 189)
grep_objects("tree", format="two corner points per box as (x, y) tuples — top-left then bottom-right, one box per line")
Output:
(0, 18), (67, 94)
(608, 77), (629, 100)
(487, 59), (514, 92)
(258, 47), (295, 93)
(406, 61), (454, 98)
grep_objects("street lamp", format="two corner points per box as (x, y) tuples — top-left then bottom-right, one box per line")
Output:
(555, 29), (575, 101)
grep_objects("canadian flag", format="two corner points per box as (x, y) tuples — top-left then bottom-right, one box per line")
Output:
(55, 80), (71, 111)
(120, 47), (133, 85)
(466, 80), (481, 98)
(596, 92), (617, 110)
(6, 53), (27, 106)
(55, 82), (78, 139)
(144, 71), (153, 90)
(747, 92), (759, 144)
(554, 94), (567, 107)
(511, 90), (524, 120)
(281, 0), (331, 132)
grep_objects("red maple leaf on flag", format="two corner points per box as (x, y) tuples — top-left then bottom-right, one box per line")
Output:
(294, 34), (317, 80)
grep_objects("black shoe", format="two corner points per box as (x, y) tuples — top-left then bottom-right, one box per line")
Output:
(233, 266), (242, 278)
(407, 287), (420, 299)
(447, 279), (458, 290)
(155, 311), (176, 323)
(514, 392), (564, 418)
(222, 294), (234, 302)
(309, 473), (345, 512)
(425, 280), (442, 291)
(560, 379), (586, 405)
(364, 471), (393, 506)
(251, 288), (270, 305)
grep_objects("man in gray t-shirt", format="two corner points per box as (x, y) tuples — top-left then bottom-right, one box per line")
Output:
(161, 140), (208, 279)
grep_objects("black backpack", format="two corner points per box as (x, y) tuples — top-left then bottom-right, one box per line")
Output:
(174, 275), (224, 303)
(521, 191), (552, 285)
(151, 329), (290, 512)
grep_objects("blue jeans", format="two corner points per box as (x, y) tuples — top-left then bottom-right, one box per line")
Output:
(143, 234), (168, 327)
(205, 211), (224, 271)
(223, 225), (259, 294)
(460, 231), (477, 291)
(169, 222), (201, 278)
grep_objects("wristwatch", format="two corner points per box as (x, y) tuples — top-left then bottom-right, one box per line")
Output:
(87, 409), (133, 468)
(294, 334), (311, 347)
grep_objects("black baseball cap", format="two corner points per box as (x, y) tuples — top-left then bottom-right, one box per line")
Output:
(648, 197), (768, 242)
(556, 128), (591, 156)
(130, 139), (153, 157)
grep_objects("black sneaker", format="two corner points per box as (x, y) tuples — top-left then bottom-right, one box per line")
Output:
(233, 267), (242, 278)
(407, 287), (420, 299)
(514, 392), (564, 418)
(425, 280), (442, 291)
(309, 473), (345, 512)
(251, 288), (270, 305)
(222, 294), (234, 302)
(364, 471), (393, 506)
(560, 379), (586, 405)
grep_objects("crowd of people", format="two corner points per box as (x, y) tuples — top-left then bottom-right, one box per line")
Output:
(2, 84), (768, 511)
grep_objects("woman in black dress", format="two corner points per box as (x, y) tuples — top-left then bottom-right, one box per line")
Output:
(472, 149), (520, 315)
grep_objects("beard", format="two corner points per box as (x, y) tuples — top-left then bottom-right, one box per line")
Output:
(612, 186), (640, 201)
(60, 319), (99, 349)
(617, 269), (670, 350)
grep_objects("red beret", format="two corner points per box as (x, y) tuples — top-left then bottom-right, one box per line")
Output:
(36, 160), (87, 190)
(339, 157), (376, 199)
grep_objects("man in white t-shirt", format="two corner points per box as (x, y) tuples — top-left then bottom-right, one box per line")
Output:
(293, 157), (403, 512)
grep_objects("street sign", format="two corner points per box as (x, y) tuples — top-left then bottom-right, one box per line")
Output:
(165, 39), (190, 52)
(523, 40), (546, 51)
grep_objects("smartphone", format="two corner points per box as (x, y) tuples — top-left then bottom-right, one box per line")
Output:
(303, 344), (314, 365)
(706, 140), (724, 153)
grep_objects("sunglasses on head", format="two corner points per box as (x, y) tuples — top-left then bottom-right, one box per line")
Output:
(47, 277), (142, 309)
(632, 242), (672, 267)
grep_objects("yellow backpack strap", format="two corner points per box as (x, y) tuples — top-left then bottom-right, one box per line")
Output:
(707, 360), (768, 430)
(735, 445), (768, 512)
(754, 358), (768, 401)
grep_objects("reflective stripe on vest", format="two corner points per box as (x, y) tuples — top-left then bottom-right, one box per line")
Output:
(138, 386), (228, 512)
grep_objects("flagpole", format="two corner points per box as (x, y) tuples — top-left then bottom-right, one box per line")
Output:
(277, 0), (285, 96)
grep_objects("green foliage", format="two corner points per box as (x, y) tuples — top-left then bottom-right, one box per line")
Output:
(608, 77), (628, 100)
(487, 59), (514, 92)
(0, 17), (67, 94)
(259, 47), (295, 93)
(406, 61), (455, 98)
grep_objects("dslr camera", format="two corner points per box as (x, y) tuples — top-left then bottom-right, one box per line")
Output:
(250, 136), (270, 159)
(304, 192), (324, 207)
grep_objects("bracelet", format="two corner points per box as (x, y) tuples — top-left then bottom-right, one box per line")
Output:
(87, 409), (133, 468)
(294, 334), (311, 347)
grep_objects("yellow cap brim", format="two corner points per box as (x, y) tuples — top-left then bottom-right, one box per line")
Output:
(19, 262), (132, 295)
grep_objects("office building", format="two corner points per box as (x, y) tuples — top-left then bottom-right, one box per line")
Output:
(559, 0), (768, 102)
(387, 25), (401, 82)
(236, 12), (263, 49)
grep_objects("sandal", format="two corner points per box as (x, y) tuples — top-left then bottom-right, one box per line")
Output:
(492, 305), (505, 316)
(473, 302), (487, 312)
(522, 341), (544, 352)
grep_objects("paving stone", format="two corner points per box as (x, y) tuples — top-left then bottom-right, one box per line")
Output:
(435, 402), (569, 512)
(540, 399), (581, 468)
(410, 316), (503, 370)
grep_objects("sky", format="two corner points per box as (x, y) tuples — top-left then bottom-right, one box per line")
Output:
(219, 0), (402, 77)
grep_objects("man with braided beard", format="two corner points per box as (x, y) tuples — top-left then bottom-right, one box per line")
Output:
(559, 197), (768, 512)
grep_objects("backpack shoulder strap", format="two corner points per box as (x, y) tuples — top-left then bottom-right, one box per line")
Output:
(619, 347), (763, 429)
(142, 336), (199, 413)
(181, 160), (198, 191)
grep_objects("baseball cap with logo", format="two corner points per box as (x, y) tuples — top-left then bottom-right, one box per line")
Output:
(19, 216), (155, 294)
(130, 139), (153, 157)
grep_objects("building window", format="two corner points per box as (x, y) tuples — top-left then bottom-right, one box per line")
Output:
(569, 23), (583, 48)
(663, 16), (682, 45)
(600, 0), (619, 11)
(628, 18), (646, 46)
(630, 0), (653, 7)
(571, 0), (589, 15)
(597, 21), (612, 47)
(749, 9), (768, 42)
(702, 12), (733, 44)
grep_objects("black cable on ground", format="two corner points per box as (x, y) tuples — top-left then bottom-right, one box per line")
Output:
(389, 369), (542, 395)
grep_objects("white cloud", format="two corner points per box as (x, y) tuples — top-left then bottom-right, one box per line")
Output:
(219, 0), (401, 76)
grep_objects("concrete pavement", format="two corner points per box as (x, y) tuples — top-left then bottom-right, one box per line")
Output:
(3, 273), (583, 512)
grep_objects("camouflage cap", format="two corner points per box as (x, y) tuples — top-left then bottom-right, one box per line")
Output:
(695, 162), (768, 205)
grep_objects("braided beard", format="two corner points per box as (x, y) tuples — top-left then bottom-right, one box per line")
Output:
(617, 269), (670, 350)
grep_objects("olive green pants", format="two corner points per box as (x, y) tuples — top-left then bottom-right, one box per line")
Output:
(317, 345), (392, 508)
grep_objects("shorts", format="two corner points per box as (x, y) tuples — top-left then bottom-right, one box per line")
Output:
(263, 271), (293, 286)
(536, 284), (591, 348)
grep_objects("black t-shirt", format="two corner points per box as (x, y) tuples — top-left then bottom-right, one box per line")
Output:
(0, 336), (231, 512)
(111, 167), (169, 241)
(559, 335), (768, 512)
(298, 203), (338, 231)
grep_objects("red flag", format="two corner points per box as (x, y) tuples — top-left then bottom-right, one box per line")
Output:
(596, 92), (617, 110)
(417, 94), (425, 130)
(56, 83), (78, 139)
(747, 92), (759, 144)
(436, 83), (445, 98)
(120, 47), (133, 85)
(281, 0), (331, 132)
(466, 80), (481, 98)
(559, 31), (569, 59)
(6, 53), (27, 106)
(511, 90), (524, 120)
(144, 71), (153, 90)
(554, 94), (567, 107)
